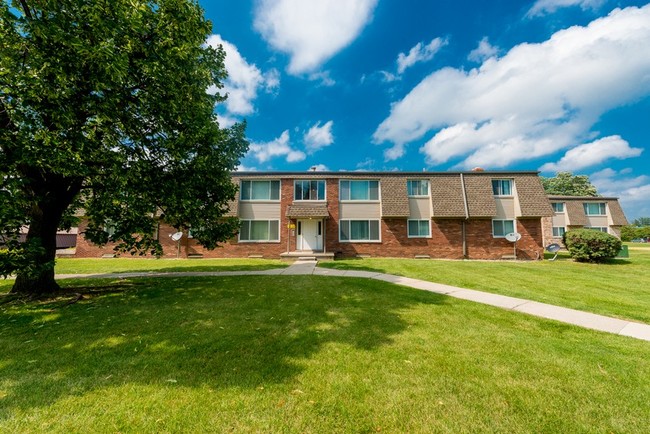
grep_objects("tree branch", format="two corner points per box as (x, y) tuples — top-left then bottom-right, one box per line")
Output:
(19, 0), (33, 19)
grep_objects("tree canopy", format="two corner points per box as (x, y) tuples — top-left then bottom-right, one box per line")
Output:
(540, 172), (599, 197)
(1, 0), (248, 294)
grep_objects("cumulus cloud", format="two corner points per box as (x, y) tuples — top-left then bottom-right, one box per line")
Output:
(254, 0), (378, 75)
(590, 168), (650, 219)
(397, 37), (448, 74)
(249, 130), (306, 163)
(308, 164), (330, 171)
(539, 136), (643, 172)
(468, 37), (499, 63)
(303, 121), (334, 153)
(372, 5), (650, 166)
(527, 0), (606, 17)
(207, 34), (280, 116)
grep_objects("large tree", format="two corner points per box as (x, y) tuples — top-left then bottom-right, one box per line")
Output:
(541, 172), (598, 197)
(0, 0), (248, 295)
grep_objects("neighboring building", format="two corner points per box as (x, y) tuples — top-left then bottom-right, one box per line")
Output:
(542, 195), (628, 246)
(76, 170), (554, 260)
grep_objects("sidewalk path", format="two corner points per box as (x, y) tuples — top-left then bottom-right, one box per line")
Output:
(56, 259), (650, 342)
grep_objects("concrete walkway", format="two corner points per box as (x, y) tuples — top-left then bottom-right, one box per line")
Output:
(56, 259), (650, 342)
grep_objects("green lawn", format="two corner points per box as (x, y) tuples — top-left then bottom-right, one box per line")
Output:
(54, 257), (287, 274)
(320, 247), (650, 324)
(1, 276), (649, 432)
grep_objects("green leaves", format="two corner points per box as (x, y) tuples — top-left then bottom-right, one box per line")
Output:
(1, 0), (248, 286)
(541, 172), (599, 197)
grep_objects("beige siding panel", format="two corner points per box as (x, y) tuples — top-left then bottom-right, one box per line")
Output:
(340, 203), (381, 219)
(239, 203), (281, 220)
(552, 213), (567, 227)
(586, 216), (608, 228)
(409, 198), (432, 219)
(495, 198), (515, 219)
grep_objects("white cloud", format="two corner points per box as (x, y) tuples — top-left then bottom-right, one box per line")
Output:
(206, 34), (280, 116)
(540, 136), (643, 172)
(254, 0), (378, 75)
(468, 37), (499, 63)
(308, 71), (336, 87)
(217, 114), (238, 129)
(373, 5), (650, 166)
(590, 168), (650, 219)
(249, 130), (306, 163)
(397, 37), (448, 74)
(303, 121), (334, 153)
(236, 164), (258, 172)
(527, 0), (606, 18)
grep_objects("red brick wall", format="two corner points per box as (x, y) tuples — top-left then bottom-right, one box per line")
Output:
(75, 177), (545, 260)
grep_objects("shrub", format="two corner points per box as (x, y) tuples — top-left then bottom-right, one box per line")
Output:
(563, 229), (622, 262)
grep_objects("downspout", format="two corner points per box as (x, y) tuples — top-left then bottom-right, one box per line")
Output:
(460, 173), (470, 259)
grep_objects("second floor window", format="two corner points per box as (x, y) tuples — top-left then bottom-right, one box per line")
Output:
(340, 180), (379, 201)
(552, 203), (564, 213)
(407, 180), (429, 197)
(294, 180), (325, 201)
(240, 180), (280, 201)
(492, 179), (512, 196)
(584, 203), (606, 216)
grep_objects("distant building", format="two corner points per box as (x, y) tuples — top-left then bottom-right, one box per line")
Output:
(542, 195), (628, 246)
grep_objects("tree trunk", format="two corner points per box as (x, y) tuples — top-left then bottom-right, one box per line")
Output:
(10, 201), (63, 295)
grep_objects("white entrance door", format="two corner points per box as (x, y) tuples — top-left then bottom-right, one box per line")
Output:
(297, 219), (322, 251)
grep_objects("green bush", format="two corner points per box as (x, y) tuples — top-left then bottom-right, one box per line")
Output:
(563, 229), (622, 262)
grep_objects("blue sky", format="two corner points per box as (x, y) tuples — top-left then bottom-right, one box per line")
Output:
(201, 0), (650, 220)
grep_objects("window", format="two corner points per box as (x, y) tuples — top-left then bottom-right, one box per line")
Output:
(239, 220), (280, 242)
(552, 203), (564, 213)
(552, 227), (566, 238)
(586, 226), (608, 233)
(492, 219), (515, 237)
(340, 180), (379, 201)
(240, 180), (280, 201)
(339, 220), (380, 242)
(408, 220), (431, 238)
(407, 180), (429, 197)
(294, 180), (325, 201)
(584, 203), (606, 216)
(491, 179), (512, 196)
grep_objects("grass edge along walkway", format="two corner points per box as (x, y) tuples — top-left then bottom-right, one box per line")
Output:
(55, 260), (650, 342)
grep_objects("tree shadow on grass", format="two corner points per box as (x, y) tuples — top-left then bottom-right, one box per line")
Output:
(0, 275), (445, 416)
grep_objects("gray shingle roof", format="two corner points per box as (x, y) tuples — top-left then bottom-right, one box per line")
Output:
(514, 174), (554, 217)
(463, 174), (498, 218)
(430, 175), (466, 218)
(380, 177), (410, 218)
(286, 204), (330, 218)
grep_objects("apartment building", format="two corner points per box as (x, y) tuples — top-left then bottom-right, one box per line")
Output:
(76, 170), (554, 260)
(542, 195), (628, 246)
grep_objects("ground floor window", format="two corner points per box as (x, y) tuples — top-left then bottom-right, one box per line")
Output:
(585, 226), (608, 233)
(408, 220), (431, 238)
(552, 226), (566, 237)
(339, 220), (380, 242)
(492, 219), (515, 238)
(239, 220), (280, 242)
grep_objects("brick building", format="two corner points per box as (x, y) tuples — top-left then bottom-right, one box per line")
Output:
(76, 170), (559, 260)
(542, 195), (628, 246)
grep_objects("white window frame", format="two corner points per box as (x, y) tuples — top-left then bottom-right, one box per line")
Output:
(492, 219), (515, 238)
(240, 180), (281, 201)
(491, 179), (513, 196)
(584, 203), (606, 216)
(552, 203), (565, 213)
(339, 180), (380, 202)
(407, 180), (429, 197)
(293, 180), (326, 201)
(238, 220), (280, 243)
(339, 219), (381, 243)
(552, 226), (566, 238)
(407, 219), (431, 238)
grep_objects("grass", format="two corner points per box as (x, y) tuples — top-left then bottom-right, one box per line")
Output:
(1, 275), (649, 432)
(53, 257), (287, 275)
(319, 247), (650, 324)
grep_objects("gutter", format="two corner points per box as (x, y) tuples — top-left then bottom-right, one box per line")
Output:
(460, 173), (470, 259)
